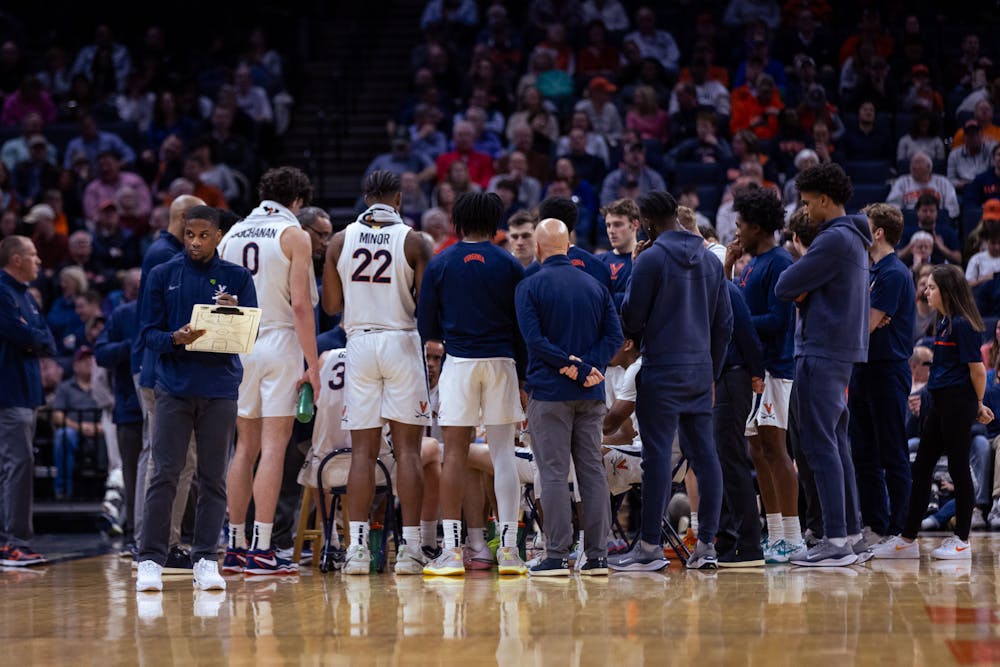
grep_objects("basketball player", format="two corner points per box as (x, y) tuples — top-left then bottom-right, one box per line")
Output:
(322, 170), (434, 575)
(598, 199), (640, 309)
(417, 191), (526, 576)
(523, 197), (612, 291)
(219, 167), (319, 575)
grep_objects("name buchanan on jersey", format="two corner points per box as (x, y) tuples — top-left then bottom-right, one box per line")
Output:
(359, 230), (391, 245)
(230, 227), (278, 239)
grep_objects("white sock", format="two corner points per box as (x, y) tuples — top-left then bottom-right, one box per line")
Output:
(690, 512), (699, 535)
(251, 521), (273, 551)
(350, 521), (369, 547)
(443, 519), (462, 550)
(782, 515), (803, 545)
(402, 525), (420, 547)
(467, 526), (486, 551)
(828, 537), (847, 548)
(229, 523), (246, 550)
(577, 529), (584, 547)
(421, 520), (438, 548)
(766, 513), (782, 542)
(500, 521), (518, 549)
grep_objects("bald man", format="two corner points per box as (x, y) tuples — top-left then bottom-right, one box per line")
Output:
(515, 218), (623, 576)
(132, 194), (205, 568)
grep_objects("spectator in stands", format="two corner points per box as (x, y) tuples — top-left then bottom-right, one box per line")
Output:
(51, 346), (101, 499)
(207, 105), (256, 181)
(91, 201), (141, 271)
(563, 128), (608, 186)
(459, 87), (506, 136)
(809, 120), (842, 165)
(463, 106), (504, 159)
(1, 113), (56, 171)
(784, 54), (820, 109)
(888, 152), (959, 218)
(42, 189), (69, 238)
(668, 83), (704, 144)
(13, 135), (59, 208)
(190, 141), (240, 205)
(783, 149), (819, 203)
(506, 85), (559, 145)
(25, 204), (66, 272)
(620, 56), (670, 111)
(966, 216), (1000, 287)
(839, 8), (894, 67)
(487, 151), (542, 209)
(797, 84), (844, 140)
(35, 45), (70, 101)
(626, 85), (669, 146)
(554, 158), (599, 237)
(232, 63), (273, 125)
(576, 20), (619, 81)
(672, 57), (730, 119)
(841, 100), (893, 162)
(574, 77), (623, 148)
(954, 99), (1000, 149)
(949, 120), (995, 194)
(115, 186), (150, 238)
(537, 22), (575, 74)
(476, 5), (522, 75)
(409, 104), (448, 161)
(733, 25), (788, 93)
(898, 193), (961, 266)
(421, 207), (458, 254)
(83, 151), (152, 223)
(557, 111), (610, 166)
(599, 140), (666, 206)
(528, 0), (583, 33)
(70, 24), (131, 95)
(1, 76), (56, 127)
(0, 235), (53, 565)
(967, 144), (1000, 207)
(48, 265), (87, 354)
(770, 108), (808, 174)
(947, 32), (987, 92)
(669, 111), (733, 165)
(902, 64), (943, 114)
(436, 120), (494, 189)
(730, 72), (783, 141)
(420, 0), (479, 31)
(896, 111), (946, 165)
(364, 127), (436, 185)
(146, 90), (198, 150)
(445, 160), (481, 197)
(507, 210), (537, 268)
(429, 180), (456, 221)
(623, 6), (680, 74)
(60, 230), (107, 291)
(776, 10), (834, 70)
(723, 0), (780, 29)
(0, 162), (17, 212)
(115, 72), (155, 133)
(63, 114), (136, 169)
(399, 171), (429, 226)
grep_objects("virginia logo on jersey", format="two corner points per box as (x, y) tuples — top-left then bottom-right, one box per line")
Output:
(610, 262), (624, 279)
(571, 259), (586, 268)
(463, 253), (485, 264)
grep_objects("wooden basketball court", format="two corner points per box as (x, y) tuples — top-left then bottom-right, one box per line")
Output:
(4, 536), (1000, 665)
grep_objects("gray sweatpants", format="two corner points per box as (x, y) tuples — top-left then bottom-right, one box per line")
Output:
(527, 398), (610, 560)
(138, 393), (236, 565)
(0, 407), (36, 547)
(135, 380), (197, 546)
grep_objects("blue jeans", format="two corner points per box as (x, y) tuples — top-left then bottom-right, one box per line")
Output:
(54, 427), (79, 497)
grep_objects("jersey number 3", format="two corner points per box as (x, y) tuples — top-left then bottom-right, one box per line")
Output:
(351, 248), (392, 283)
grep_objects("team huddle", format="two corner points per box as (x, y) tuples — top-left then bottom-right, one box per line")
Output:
(126, 159), (992, 592)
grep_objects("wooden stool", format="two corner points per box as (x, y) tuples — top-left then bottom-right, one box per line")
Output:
(293, 486), (324, 568)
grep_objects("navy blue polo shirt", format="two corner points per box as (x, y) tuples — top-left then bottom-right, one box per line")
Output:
(928, 315), (982, 390)
(867, 253), (916, 362)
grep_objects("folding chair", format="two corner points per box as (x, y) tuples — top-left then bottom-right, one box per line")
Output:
(609, 455), (692, 561)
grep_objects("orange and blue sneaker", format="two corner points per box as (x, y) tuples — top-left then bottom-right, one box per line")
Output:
(244, 548), (299, 576)
(1, 544), (46, 567)
(222, 547), (247, 573)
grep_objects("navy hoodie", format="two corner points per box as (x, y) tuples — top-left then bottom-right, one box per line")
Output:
(621, 230), (733, 380)
(774, 214), (872, 363)
(515, 255), (623, 401)
(724, 281), (765, 378)
(135, 230), (184, 388)
(418, 241), (526, 373)
(0, 270), (55, 408)
(524, 245), (612, 292)
(94, 300), (142, 424)
(139, 253), (257, 399)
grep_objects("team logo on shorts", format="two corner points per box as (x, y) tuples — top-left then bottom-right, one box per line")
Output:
(761, 403), (775, 420)
(341, 406), (348, 424)
(463, 253), (485, 264)
(416, 401), (430, 419)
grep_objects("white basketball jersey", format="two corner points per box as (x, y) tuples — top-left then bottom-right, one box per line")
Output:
(312, 348), (349, 454)
(220, 200), (318, 331)
(337, 216), (415, 337)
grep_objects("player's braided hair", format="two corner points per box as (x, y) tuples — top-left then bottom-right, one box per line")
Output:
(363, 170), (401, 200)
(452, 191), (504, 239)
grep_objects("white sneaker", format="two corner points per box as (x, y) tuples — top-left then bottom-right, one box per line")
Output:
(988, 497), (1000, 530)
(971, 508), (987, 531)
(136, 560), (163, 592)
(930, 535), (972, 560)
(870, 535), (919, 559)
(343, 544), (371, 575)
(394, 544), (428, 575)
(192, 558), (227, 591)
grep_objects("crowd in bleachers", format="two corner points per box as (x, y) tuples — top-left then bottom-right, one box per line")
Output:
(0, 18), (295, 503)
(373, 1), (1000, 268)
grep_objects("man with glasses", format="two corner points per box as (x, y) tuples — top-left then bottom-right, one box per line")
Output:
(297, 207), (333, 273)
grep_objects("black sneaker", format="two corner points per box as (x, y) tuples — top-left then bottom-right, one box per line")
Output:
(162, 545), (192, 574)
(528, 557), (570, 577)
(579, 557), (608, 576)
(717, 549), (765, 568)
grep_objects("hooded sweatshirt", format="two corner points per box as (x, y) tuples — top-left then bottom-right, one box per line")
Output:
(621, 230), (733, 379)
(774, 214), (872, 363)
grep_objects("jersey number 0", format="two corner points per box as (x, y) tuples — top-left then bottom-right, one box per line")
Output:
(351, 248), (392, 283)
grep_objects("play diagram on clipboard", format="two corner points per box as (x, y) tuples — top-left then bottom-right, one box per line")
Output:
(185, 304), (262, 354)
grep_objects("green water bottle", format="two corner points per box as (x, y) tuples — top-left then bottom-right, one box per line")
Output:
(296, 383), (314, 423)
(369, 522), (384, 573)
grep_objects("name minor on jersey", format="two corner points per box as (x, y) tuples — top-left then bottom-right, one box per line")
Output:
(359, 231), (391, 245)
(231, 227), (277, 239)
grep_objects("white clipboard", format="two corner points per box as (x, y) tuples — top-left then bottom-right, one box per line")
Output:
(185, 304), (262, 354)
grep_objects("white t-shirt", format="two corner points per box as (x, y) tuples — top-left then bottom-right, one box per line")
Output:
(966, 250), (1000, 283)
(606, 358), (642, 444)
